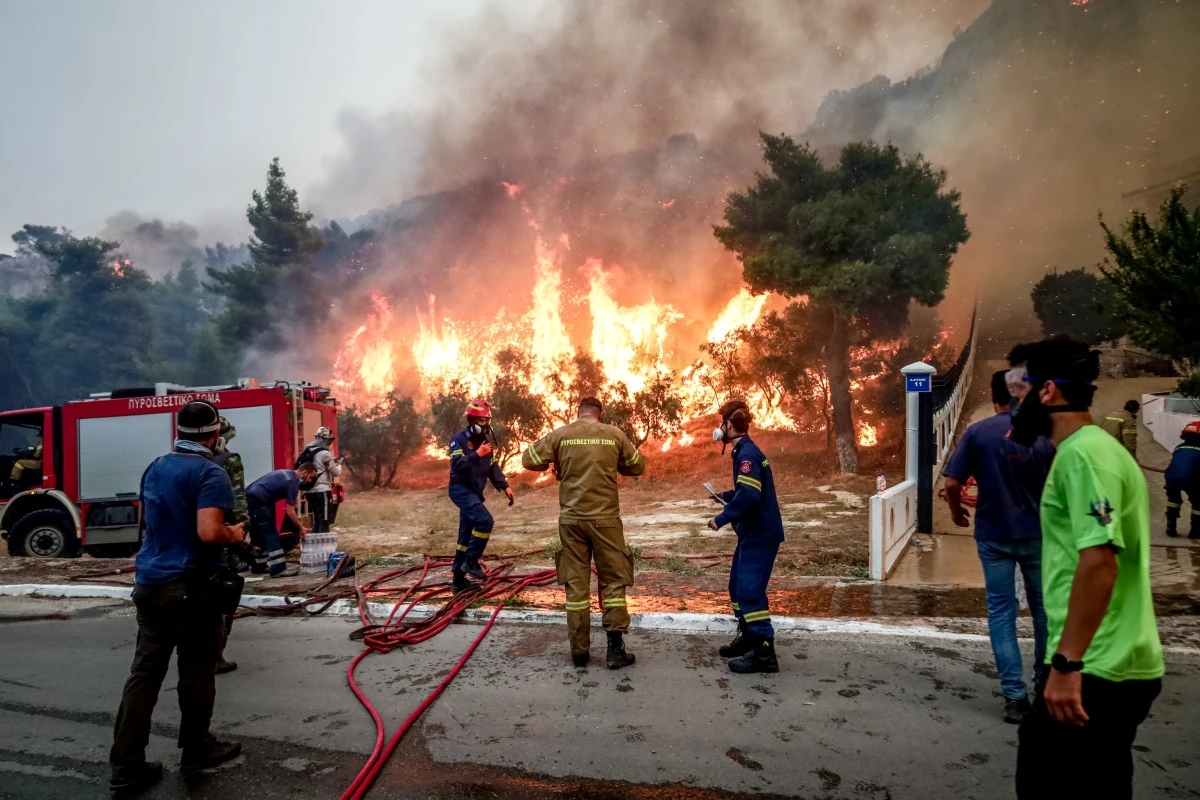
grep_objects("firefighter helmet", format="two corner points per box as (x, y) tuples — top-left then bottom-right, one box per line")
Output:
(1183, 420), (1200, 438)
(219, 416), (237, 443)
(465, 400), (492, 421)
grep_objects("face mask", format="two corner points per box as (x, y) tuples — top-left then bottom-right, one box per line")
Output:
(1009, 392), (1052, 447)
(712, 427), (725, 443)
(470, 422), (489, 435)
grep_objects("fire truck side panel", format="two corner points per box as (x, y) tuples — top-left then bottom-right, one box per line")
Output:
(219, 405), (275, 485)
(78, 413), (174, 501)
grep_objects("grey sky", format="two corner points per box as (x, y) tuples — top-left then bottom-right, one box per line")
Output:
(0, 0), (495, 252)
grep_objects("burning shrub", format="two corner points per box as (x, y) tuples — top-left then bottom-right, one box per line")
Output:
(604, 373), (685, 448)
(338, 391), (425, 489)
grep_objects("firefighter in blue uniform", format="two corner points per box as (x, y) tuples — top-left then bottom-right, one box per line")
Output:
(1165, 420), (1200, 539)
(448, 400), (515, 592)
(707, 400), (785, 673)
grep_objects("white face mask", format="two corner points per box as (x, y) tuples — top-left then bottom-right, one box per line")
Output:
(712, 426), (725, 442)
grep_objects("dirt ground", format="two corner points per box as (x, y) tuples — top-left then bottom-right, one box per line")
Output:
(336, 415), (890, 578)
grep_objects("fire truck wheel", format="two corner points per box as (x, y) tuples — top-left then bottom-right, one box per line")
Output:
(11, 509), (80, 559)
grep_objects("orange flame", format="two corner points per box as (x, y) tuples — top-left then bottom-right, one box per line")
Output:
(857, 422), (878, 448)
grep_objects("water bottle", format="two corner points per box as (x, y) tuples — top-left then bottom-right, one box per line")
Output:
(876, 472), (887, 495)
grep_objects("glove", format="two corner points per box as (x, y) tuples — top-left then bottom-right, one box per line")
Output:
(505, 487), (515, 506)
(476, 442), (494, 458)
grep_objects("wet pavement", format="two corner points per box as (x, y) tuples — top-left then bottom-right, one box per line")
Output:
(2, 595), (1198, 799)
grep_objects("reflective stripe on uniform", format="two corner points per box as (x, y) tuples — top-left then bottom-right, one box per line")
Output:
(472, 530), (490, 539)
(565, 600), (591, 611)
(1104, 417), (1126, 424)
(736, 475), (763, 491)
(622, 452), (642, 466)
(526, 446), (543, 466)
(731, 602), (741, 611)
(450, 449), (465, 458)
(742, 609), (771, 623)
(602, 598), (626, 608)
(267, 549), (285, 567)
(456, 544), (468, 552)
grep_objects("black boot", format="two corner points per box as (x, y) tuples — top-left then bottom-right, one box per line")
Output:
(606, 631), (635, 670)
(728, 636), (779, 674)
(110, 761), (163, 797)
(181, 737), (242, 772)
(465, 559), (487, 582)
(719, 618), (753, 658)
(452, 572), (477, 593)
(572, 652), (590, 668)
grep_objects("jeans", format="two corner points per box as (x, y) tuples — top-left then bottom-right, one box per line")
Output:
(1017, 675), (1161, 799)
(976, 538), (1048, 700)
(110, 579), (223, 781)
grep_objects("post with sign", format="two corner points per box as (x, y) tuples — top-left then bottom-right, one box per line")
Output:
(901, 362), (937, 533)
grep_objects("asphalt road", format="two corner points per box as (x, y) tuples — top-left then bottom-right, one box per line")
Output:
(1, 596), (1197, 800)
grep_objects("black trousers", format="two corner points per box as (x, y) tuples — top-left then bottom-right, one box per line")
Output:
(305, 491), (332, 534)
(110, 580), (223, 779)
(1016, 674), (1161, 800)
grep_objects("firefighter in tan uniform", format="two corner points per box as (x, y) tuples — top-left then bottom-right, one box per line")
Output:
(1099, 399), (1139, 458)
(522, 397), (645, 669)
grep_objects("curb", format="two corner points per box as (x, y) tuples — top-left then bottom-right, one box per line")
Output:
(4, 583), (1199, 654)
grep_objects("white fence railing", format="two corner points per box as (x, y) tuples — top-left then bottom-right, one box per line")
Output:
(869, 479), (917, 580)
(868, 311), (978, 580)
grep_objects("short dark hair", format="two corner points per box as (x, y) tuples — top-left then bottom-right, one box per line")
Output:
(578, 397), (603, 415)
(296, 462), (317, 475)
(177, 401), (220, 442)
(1124, 399), (1140, 414)
(1024, 338), (1100, 409)
(990, 370), (1012, 406)
(718, 399), (752, 434)
(1007, 343), (1033, 367)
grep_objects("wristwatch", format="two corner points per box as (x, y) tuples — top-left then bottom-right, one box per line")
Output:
(1051, 653), (1084, 673)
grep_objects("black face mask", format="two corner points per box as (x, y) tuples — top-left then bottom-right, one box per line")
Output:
(1010, 381), (1090, 447)
(1009, 393), (1052, 447)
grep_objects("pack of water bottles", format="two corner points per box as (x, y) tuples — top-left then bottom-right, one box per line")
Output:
(300, 532), (339, 574)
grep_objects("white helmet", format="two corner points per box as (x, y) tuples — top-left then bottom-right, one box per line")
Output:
(314, 426), (334, 440)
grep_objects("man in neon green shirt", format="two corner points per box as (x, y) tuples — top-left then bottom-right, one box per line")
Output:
(1011, 338), (1163, 799)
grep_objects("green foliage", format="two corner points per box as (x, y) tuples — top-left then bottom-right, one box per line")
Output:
(338, 390), (425, 489)
(1177, 373), (1200, 400)
(604, 373), (684, 448)
(429, 381), (472, 449)
(714, 134), (969, 472)
(488, 348), (550, 470)
(1030, 268), (1128, 345)
(204, 158), (324, 358)
(1100, 185), (1200, 367)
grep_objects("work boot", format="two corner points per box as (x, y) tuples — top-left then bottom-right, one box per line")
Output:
(719, 619), (753, 658)
(728, 637), (779, 674)
(606, 631), (635, 670)
(181, 737), (242, 772)
(464, 559), (487, 582)
(215, 660), (238, 674)
(1004, 695), (1032, 724)
(452, 572), (477, 594)
(110, 761), (163, 797)
(572, 651), (590, 668)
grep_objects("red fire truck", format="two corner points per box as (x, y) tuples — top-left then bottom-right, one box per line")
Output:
(0, 381), (338, 559)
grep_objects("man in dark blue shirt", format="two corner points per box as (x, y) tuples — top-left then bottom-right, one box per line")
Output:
(245, 465), (315, 576)
(708, 400), (785, 674)
(110, 401), (247, 795)
(944, 370), (1054, 723)
(447, 400), (513, 592)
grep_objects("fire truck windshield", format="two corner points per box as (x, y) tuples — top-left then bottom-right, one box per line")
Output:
(0, 414), (45, 497)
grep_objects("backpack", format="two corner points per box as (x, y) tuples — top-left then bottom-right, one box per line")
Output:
(295, 443), (328, 471)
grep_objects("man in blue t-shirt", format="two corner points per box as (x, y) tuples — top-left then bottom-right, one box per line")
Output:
(245, 464), (315, 576)
(110, 401), (247, 795)
(944, 370), (1054, 723)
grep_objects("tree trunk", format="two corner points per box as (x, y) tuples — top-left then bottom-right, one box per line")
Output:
(826, 312), (859, 474)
